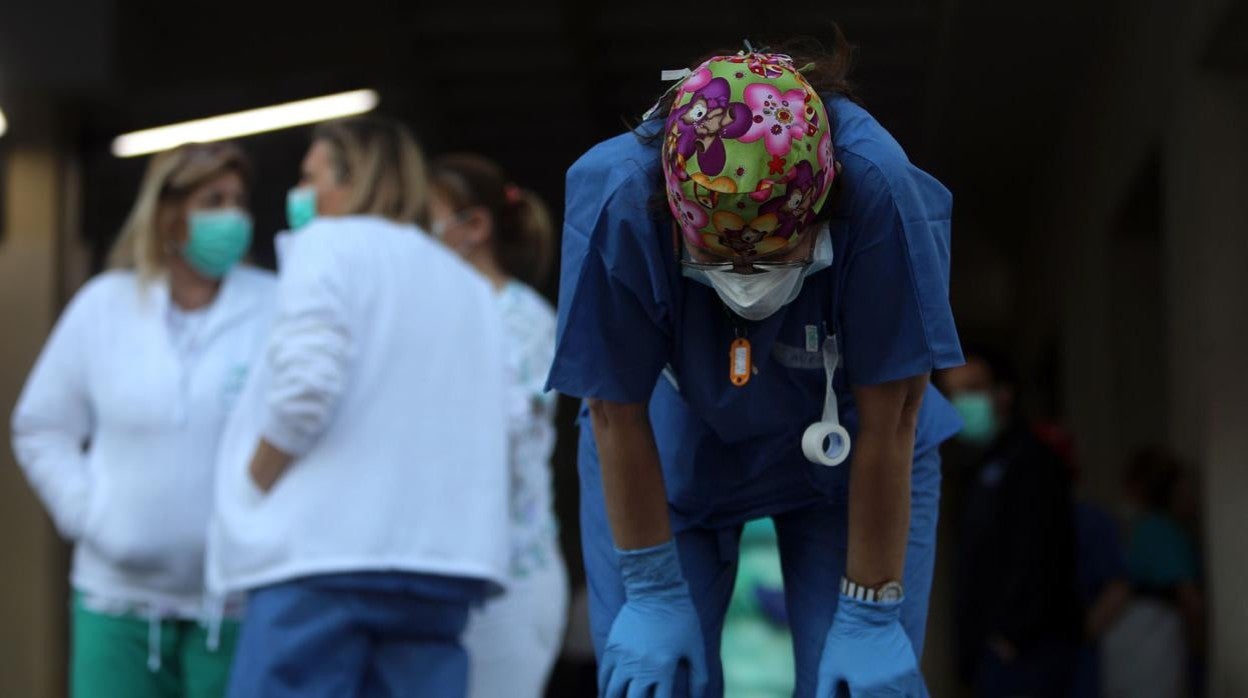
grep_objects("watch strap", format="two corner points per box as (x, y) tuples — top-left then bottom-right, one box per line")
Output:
(840, 577), (903, 603)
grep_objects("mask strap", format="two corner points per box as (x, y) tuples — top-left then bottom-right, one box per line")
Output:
(642, 68), (694, 121)
(801, 335), (852, 466)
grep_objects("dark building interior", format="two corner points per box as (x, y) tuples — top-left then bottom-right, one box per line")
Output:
(2, 0), (1246, 695)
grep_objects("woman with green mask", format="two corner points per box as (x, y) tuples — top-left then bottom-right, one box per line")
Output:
(11, 141), (275, 698)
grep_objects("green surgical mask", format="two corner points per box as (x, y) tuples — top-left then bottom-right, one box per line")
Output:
(183, 208), (253, 279)
(951, 392), (999, 446)
(286, 186), (317, 230)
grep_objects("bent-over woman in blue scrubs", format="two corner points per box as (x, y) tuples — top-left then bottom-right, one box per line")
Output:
(546, 41), (964, 698)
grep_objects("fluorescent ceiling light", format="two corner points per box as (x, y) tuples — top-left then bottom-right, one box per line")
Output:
(111, 89), (379, 158)
(0, 107), (7, 138)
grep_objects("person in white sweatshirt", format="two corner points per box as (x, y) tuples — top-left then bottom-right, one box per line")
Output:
(10, 141), (274, 698)
(428, 153), (570, 698)
(209, 116), (511, 698)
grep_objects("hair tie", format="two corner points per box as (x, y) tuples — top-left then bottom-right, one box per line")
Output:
(504, 184), (523, 205)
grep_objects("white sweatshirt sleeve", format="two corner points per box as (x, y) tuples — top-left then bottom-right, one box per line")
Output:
(10, 283), (97, 540)
(262, 230), (353, 457)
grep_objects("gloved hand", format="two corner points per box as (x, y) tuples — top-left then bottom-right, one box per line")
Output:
(816, 593), (925, 697)
(600, 540), (709, 698)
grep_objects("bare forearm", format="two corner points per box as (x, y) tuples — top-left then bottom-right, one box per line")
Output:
(588, 399), (672, 550)
(846, 376), (927, 587)
(846, 432), (912, 586)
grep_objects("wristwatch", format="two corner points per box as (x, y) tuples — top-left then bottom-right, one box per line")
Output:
(841, 577), (904, 603)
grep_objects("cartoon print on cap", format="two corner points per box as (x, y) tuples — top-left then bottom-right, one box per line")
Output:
(761, 160), (819, 239)
(739, 82), (813, 157)
(725, 52), (793, 79)
(669, 76), (752, 177)
(665, 168), (710, 248)
(662, 52), (835, 261)
(712, 210), (781, 257)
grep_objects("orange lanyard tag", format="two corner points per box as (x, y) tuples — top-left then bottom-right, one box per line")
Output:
(729, 337), (752, 387)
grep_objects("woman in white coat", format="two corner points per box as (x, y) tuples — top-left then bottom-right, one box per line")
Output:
(11, 141), (274, 698)
(428, 153), (570, 698)
(209, 117), (511, 698)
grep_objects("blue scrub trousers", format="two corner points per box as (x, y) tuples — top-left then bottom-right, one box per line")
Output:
(227, 575), (473, 698)
(578, 427), (942, 698)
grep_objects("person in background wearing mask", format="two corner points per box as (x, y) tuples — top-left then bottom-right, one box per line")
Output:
(11, 142), (272, 698)
(207, 117), (510, 698)
(547, 35), (964, 698)
(936, 347), (1081, 698)
(427, 153), (570, 698)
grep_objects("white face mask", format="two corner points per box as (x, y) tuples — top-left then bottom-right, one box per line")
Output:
(683, 225), (833, 321)
(429, 219), (450, 239)
(700, 267), (805, 321)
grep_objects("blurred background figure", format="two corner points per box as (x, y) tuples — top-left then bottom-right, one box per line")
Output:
(937, 347), (1082, 698)
(721, 518), (795, 698)
(10, 141), (272, 698)
(427, 153), (570, 698)
(1033, 420), (1133, 698)
(1102, 447), (1206, 698)
(207, 117), (511, 698)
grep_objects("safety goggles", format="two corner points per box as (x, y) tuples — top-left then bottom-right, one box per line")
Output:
(678, 229), (815, 274)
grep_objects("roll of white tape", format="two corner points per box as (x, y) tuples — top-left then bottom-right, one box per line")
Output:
(801, 421), (851, 467)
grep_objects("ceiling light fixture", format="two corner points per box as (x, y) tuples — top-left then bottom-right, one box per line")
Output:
(111, 89), (379, 158)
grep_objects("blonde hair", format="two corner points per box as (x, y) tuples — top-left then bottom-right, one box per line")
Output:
(108, 141), (252, 279)
(312, 116), (429, 225)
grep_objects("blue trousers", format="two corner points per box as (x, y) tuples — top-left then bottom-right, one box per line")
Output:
(578, 427), (942, 698)
(227, 576), (472, 698)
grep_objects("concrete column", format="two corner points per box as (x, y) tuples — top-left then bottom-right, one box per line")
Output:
(0, 100), (75, 698)
(1164, 75), (1248, 698)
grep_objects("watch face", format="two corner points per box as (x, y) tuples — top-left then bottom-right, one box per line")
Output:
(877, 582), (904, 603)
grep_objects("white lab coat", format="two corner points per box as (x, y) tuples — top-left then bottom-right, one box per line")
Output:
(207, 216), (510, 594)
(10, 267), (276, 613)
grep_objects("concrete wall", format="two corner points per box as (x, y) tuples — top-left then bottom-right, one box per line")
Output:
(1164, 73), (1248, 697)
(0, 99), (78, 698)
(1050, 0), (1246, 693)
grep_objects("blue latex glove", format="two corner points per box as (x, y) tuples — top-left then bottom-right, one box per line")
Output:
(600, 540), (710, 698)
(816, 593), (925, 697)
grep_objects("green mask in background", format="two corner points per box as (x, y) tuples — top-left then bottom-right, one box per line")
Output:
(286, 186), (317, 230)
(952, 392), (999, 446)
(183, 208), (252, 279)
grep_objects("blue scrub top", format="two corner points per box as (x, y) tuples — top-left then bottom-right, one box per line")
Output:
(549, 96), (964, 529)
